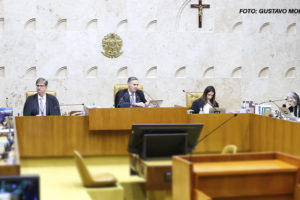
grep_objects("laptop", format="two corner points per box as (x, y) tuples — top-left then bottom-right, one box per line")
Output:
(209, 107), (226, 114)
(148, 100), (163, 107)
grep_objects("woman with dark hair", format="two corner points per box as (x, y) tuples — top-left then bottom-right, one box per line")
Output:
(286, 91), (300, 117)
(191, 86), (219, 114)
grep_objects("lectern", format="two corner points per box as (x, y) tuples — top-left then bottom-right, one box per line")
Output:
(172, 152), (300, 200)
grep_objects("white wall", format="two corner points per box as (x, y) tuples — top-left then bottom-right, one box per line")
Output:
(0, 0), (298, 115)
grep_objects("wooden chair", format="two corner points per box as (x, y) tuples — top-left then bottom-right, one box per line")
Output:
(73, 150), (117, 187)
(186, 92), (203, 109)
(26, 91), (56, 99)
(221, 144), (238, 154)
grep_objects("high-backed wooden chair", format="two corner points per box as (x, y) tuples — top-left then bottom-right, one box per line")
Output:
(73, 150), (117, 187)
(186, 92), (203, 109)
(114, 84), (143, 107)
(26, 91), (57, 99)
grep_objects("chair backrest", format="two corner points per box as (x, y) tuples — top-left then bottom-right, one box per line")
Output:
(221, 144), (237, 154)
(73, 150), (94, 187)
(114, 84), (143, 106)
(114, 84), (143, 98)
(26, 91), (56, 99)
(186, 92), (203, 109)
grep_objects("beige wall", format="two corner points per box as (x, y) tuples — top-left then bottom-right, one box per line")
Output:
(0, 0), (298, 115)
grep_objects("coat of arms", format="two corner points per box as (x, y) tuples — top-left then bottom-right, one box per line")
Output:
(101, 33), (123, 58)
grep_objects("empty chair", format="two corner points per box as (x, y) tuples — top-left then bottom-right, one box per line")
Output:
(73, 150), (117, 187)
(221, 144), (237, 154)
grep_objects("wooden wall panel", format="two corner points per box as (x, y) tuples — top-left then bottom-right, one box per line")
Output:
(16, 116), (130, 157)
(250, 115), (300, 156)
(16, 112), (300, 158)
(89, 107), (188, 130)
(188, 114), (251, 153)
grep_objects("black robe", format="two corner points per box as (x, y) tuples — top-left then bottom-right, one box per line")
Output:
(288, 105), (300, 117)
(191, 98), (219, 114)
(23, 93), (61, 116)
(115, 89), (147, 108)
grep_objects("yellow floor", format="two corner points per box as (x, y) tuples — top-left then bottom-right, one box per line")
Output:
(21, 156), (145, 200)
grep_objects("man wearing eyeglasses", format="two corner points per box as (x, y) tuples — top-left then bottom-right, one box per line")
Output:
(23, 77), (61, 116)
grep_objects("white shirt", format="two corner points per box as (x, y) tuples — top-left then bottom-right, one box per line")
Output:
(38, 94), (47, 116)
(203, 102), (213, 114)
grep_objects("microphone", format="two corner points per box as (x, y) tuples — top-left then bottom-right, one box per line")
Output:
(183, 90), (218, 113)
(269, 99), (287, 102)
(188, 114), (238, 162)
(259, 99), (287, 104)
(57, 103), (85, 107)
(182, 90), (200, 99)
(117, 91), (146, 108)
(5, 97), (9, 107)
(115, 91), (128, 108)
(197, 114), (238, 144)
(55, 103), (85, 109)
(259, 99), (287, 115)
(55, 103), (85, 115)
(182, 90), (200, 112)
(269, 101), (281, 112)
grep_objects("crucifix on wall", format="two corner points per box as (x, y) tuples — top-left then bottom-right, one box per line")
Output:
(191, 0), (210, 28)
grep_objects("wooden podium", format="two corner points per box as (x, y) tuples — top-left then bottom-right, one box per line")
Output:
(172, 152), (300, 200)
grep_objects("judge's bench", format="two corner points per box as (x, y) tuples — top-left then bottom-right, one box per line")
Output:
(11, 108), (300, 199)
(15, 108), (300, 157)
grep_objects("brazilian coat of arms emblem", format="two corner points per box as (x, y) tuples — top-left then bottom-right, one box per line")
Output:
(101, 33), (123, 58)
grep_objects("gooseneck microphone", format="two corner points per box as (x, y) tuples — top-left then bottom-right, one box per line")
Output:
(54, 103), (85, 116)
(270, 101), (281, 111)
(5, 97), (9, 107)
(259, 99), (287, 104)
(197, 113), (238, 144)
(182, 90), (199, 99)
(55, 103), (85, 108)
(258, 99), (287, 116)
(189, 113), (238, 162)
(59, 103), (84, 107)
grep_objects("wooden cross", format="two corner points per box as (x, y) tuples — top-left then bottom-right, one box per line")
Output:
(191, 0), (210, 28)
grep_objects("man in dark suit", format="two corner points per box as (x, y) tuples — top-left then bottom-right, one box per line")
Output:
(115, 77), (147, 108)
(23, 77), (61, 116)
